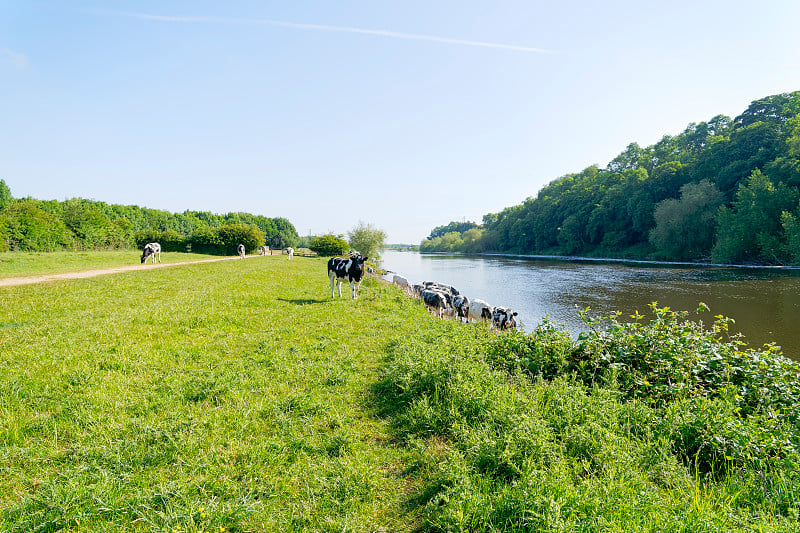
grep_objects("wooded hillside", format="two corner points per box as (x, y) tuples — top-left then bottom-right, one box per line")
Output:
(422, 91), (800, 264)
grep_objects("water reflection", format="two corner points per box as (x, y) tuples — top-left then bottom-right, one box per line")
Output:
(382, 251), (800, 361)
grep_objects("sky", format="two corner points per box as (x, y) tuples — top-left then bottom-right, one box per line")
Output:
(2, 1), (800, 244)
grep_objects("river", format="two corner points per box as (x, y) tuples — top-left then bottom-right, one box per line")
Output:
(381, 250), (800, 361)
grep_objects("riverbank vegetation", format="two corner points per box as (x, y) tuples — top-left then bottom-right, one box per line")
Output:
(1, 254), (798, 531)
(0, 181), (300, 254)
(421, 91), (800, 265)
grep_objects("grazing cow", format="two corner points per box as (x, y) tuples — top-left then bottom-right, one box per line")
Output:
(259, 245), (269, 255)
(328, 253), (369, 299)
(392, 274), (411, 293)
(237, 244), (246, 259)
(286, 247), (294, 260)
(468, 298), (494, 323)
(420, 289), (449, 319)
(422, 281), (460, 296)
(140, 242), (161, 264)
(492, 307), (519, 330)
(452, 294), (470, 322)
(411, 283), (425, 298)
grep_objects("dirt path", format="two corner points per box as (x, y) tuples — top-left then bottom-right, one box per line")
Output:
(0, 255), (253, 288)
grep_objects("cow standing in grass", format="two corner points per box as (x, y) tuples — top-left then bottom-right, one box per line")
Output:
(286, 247), (294, 260)
(237, 244), (246, 259)
(141, 242), (161, 264)
(328, 253), (368, 299)
(259, 245), (269, 255)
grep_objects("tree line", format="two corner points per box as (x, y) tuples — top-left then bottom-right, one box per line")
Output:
(421, 91), (800, 265)
(0, 183), (300, 256)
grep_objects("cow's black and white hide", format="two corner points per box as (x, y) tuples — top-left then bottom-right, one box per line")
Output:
(468, 298), (494, 323)
(420, 289), (449, 319)
(286, 247), (294, 260)
(452, 295), (470, 322)
(422, 281), (460, 296)
(140, 242), (161, 264)
(492, 307), (519, 330)
(328, 254), (369, 299)
(259, 245), (269, 255)
(411, 283), (425, 298)
(237, 244), (246, 259)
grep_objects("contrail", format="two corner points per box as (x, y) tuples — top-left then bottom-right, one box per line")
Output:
(118, 12), (555, 54)
(0, 48), (28, 68)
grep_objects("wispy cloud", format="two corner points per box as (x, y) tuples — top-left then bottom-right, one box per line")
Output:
(117, 12), (556, 54)
(0, 48), (29, 69)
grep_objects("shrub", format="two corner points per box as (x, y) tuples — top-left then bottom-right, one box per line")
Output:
(309, 234), (349, 256)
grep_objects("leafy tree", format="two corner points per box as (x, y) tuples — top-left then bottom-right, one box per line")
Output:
(712, 170), (799, 264)
(649, 180), (724, 260)
(0, 200), (74, 251)
(347, 221), (386, 260)
(309, 234), (349, 256)
(0, 179), (11, 211)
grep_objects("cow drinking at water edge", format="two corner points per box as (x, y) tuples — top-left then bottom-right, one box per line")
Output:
(328, 253), (368, 299)
(141, 242), (161, 264)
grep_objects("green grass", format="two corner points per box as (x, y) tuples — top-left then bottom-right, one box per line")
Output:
(1, 252), (798, 532)
(0, 250), (223, 278)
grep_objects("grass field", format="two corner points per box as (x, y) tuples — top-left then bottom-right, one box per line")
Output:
(0, 253), (433, 531)
(1, 252), (798, 532)
(0, 250), (223, 278)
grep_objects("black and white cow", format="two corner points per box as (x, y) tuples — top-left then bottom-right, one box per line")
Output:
(140, 242), (161, 264)
(492, 307), (519, 330)
(328, 253), (368, 299)
(452, 294), (470, 322)
(468, 298), (494, 323)
(422, 281), (460, 296)
(286, 247), (294, 260)
(420, 289), (449, 319)
(259, 245), (269, 255)
(237, 244), (246, 259)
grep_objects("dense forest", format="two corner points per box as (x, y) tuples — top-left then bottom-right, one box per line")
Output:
(0, 182), (299, 255)
(421, 91), (800, 265)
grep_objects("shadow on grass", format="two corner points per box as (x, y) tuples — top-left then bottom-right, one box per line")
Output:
(277, 297), (328, 305)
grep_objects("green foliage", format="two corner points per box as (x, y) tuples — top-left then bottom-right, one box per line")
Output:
(186, 224), (265, 255)
(309, 234), (349, 256)
(346, 221), (386, 260)
(424, 91), (800, 264)
(650, 179), (724, 260)
(0, 179), (11, 211)
(0, 200), (74, 251)
(427, 220), (480, 240)
(712, 170), (799, 264)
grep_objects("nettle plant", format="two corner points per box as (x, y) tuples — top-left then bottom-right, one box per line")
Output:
(488, 303), (800, 471)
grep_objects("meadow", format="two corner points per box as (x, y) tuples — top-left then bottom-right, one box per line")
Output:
(1, 252), (798, 532)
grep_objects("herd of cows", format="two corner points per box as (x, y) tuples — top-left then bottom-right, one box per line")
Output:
(139, 242), (517, 330)
(390, 274), (519, 330)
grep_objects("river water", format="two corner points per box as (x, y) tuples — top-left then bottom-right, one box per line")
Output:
(381, 251), (800, 361)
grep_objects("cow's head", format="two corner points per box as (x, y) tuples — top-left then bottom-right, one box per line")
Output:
(493, 307), (518, 330)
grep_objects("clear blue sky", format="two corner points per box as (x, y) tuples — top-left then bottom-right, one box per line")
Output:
(3, 1), (800, 244)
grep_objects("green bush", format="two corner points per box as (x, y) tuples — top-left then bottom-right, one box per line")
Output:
(309, 234), (349, 256)
(0, 200), (74, 251)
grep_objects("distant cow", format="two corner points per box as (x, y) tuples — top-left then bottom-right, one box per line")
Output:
(140, 242), (161, 264)
(468, 298), (494, 323)
(237, 244), (246, 259)
(492, 307), (519, 330)
(259, 245), (269, 255)
(421, 289), (449, 319)
(328, 253), (369, 299)
(286, 247), (294, 260)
